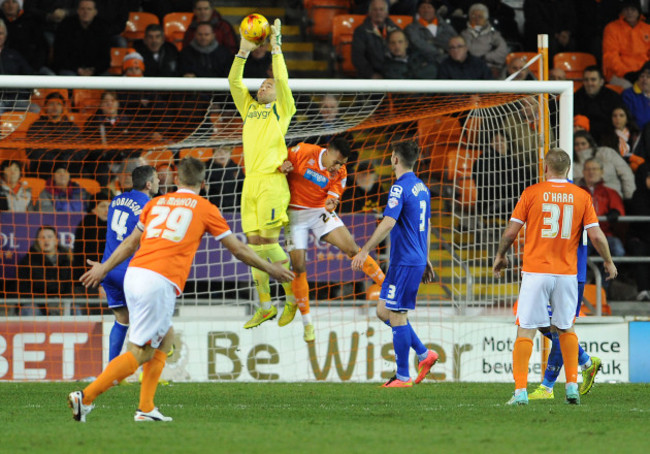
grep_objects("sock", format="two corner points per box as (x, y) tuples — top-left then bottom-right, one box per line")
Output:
(292, 271), (310, 316)
(392, 324), (411, 381)
(138, 350), (167, 413)
(250, 244), (271, 311)
(361, 254), (385, 285)
(559, 332), (579, 384)
(383, 320), (391, 327)
(541, 331), (563, 389)
(264, 242), (295, 305)
(578, 346), (591, 368)
(407, 321), (428, 357)
(512, 337), (533, 390)
(108, 321), (129, 362)
(83, 351), (138, 405)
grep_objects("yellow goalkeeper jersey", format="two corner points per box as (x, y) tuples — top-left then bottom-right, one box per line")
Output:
(228, 53), (296, 177)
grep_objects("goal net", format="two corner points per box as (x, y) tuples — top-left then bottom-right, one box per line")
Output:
(0, 76), (572, 382)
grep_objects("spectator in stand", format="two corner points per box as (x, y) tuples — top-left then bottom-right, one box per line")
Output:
(382, 29), (437, 79)
(243, 45), (272, 78)
(603, 1), (650, 88)
(0, 0), (51, 74)
(52, 0), (110, 76)
(622, 62), (650, 130)
(178, 22), (233, 77)
(207, 146), (243, 212)
(122, 52), (144, 77)
(549, 67), (567, 80)
(548, 29), (577, 61)
(340, 161), (387, 213)
(182, 0), (237, 55)
(38, 165), (89, 212)
(0, 160), (33, 212)
(26, 92), (81, 176)
(573, 130), (636, 200)
(574, 114), (590, 133)
(0, 18), (30, 75)
(90, 0), (129, 48)
(502, 98), (549, 170)
(404, 0), (457, 65)
(155, 162), (177, 195)
(574, 66), (624, 143)
(574, 0), (621, 64)
(449, 1), (520, 45)
(72, 190), (110, 299)
(523, 0), (576, 52)
(501, 56), (534, 80)
(24, 1), (76, 47)
(580, 158), (626, 259)
(460, 3), (508, 77)
(17, 225), (73, 315)
(600, 106), (645, 172)
(134, 24), (179, 77)
(438, 35), (492, 80)
(352, 0), (401, 79)
(107, 155), (147, 196)
(86, 91), (133, 144)
(627, 162), (650, 301)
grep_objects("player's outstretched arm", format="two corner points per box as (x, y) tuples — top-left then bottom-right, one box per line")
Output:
(221, 234), (295, 282)
(587, 225), (618, 280)
(351, 216), (396, 270)
(492, 221), (522, 278)
(228, 36), (258, 117)
(79, 228), (143, 288)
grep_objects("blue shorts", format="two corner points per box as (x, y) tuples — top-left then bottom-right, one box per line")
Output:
(102, 267), (127, 309)
(380, 264), (425, 311)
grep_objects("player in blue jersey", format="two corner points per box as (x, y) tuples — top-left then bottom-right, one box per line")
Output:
(529, 229), (602, 399)
(352, 141), (438, 387)
(102, 165), (159, 361)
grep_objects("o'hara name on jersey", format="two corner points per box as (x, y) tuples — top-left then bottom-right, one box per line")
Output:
(411, 182), (428, 196)
(111, 197), (143, 215)
(157, 196), (198, 209)
(304, 168), (328, 188)
(543, 192), (574, 203)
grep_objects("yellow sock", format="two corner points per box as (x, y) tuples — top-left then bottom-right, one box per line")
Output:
(83, 351), (138, 405)
(264, 242), (295, 303)
(138, 349), (167, 413)
(292, 272), (310, 315)
(250, 244), (271, 309)
(361, 255), (385, 285)
(559, 332), (579, 384)
(512, 337), (533, 390)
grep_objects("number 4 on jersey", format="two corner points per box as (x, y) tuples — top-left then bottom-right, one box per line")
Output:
(111, 209), (129, 241)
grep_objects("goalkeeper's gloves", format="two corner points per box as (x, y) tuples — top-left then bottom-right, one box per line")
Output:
(270, 18), (282, 51)
(238, 36), (258, 57)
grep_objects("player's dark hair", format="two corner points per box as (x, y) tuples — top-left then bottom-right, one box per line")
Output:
(329, 136), (352, 159)
(393, 141), (419, 169)
(132, 165), (156, 191)
(178, 157), (205, 186)
(545, 148), (571, 175)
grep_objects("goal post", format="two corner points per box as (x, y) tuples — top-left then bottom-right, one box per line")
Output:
(0, 76), (574, 383)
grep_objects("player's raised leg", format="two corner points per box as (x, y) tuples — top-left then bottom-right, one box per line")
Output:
(323, 225), (385, 285)
(285, 247), (314, 342)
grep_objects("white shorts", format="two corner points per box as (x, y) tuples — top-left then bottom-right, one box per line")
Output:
(516, 272), (578, 330)
(124, 267), (177, 349)
(285, 207), (345, 252)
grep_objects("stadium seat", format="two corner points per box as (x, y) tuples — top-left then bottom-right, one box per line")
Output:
(109, 47), (135, 76)
(506, 52), (540, 79)
(332, 14), (365, 77)
(180, 147), (213, 162)
(553, 52), (597, 80)
(22, 177), (46, 204)
(230, 145), (244, 167)
(606, 83), (625, 94)
(71, 178), (102, 195)
(143, 149), (174, 166)
(445, 148), (479, 181)
(30, 88), (69, 110)
(122, 11), (160, 45)
(164, 12), (194, 51)
(0, 111), (39, 140)
(304, 0), (351, 40)
(581, 284), (612, 316)
(0, 147), (28, 164)
(418, 115), (463, 152)
(456, 177), (477, 208)
(389, 15), (413, 28)
(72, 89), (104, 116)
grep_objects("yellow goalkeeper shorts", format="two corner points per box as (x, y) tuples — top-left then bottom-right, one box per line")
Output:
(241, 173), (290, 234)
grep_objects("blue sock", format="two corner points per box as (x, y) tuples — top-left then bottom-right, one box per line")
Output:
(109, 321), (129, 361)
(384, 320), (391, 327)
(542, 332), (563, 389)
(407, 321), (428, 358)
(392, 324), (411, 381)
(578, 344), (590, 367)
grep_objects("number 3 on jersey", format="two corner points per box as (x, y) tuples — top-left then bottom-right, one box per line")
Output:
(146, 206), (193, 242)
(541, 203), (573, 239)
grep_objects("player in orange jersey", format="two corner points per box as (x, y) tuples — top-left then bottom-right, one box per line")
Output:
(277, 136), (385, 342)
(68, 157), (294, 423)
(493, 148), (617, 406)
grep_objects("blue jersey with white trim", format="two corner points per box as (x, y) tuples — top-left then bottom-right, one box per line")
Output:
(382, 172), (430, 266)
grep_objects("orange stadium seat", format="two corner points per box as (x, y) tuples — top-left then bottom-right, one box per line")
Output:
(305, 0), (351, 40)
(109, 47), (135, 76)
(390, 15), (413, 28)
(456, 177), (477, 208)
(122, 11), (160, 45)
(230, 146), (244, 167)
(71, 178), (102, 195)
(143, 149), (174, 166)
(581, 284), (611, 316)
(164, 12), (194, 51)
(445, 148), (478, 181)
(418, 115), (463, 151)
(553, 52), (597, 80)
(506, 52), (540, 79)
(0, 147), (28, 164)
(332, 14), (364, 76)
(0, 111), (39, 140)
(73, 89), (104, 116)
(22, 177), (46, 204)
(606, 83), (625, 94)
(180, 148), (213, 162)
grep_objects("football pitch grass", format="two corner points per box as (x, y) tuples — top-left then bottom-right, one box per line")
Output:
(1, 382), (649, 454)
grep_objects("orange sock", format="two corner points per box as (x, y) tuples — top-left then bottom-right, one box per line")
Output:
(83, 351), (138, 405)
(292, 272), (310, 315)
(138, 349), (167, 412)
(559, 332), (579, 383)
(512, 337), (533, 390)
(361, 255), (385, 285)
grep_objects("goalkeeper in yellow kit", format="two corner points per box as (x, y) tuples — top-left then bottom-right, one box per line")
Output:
(228, 19), (297, 329)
